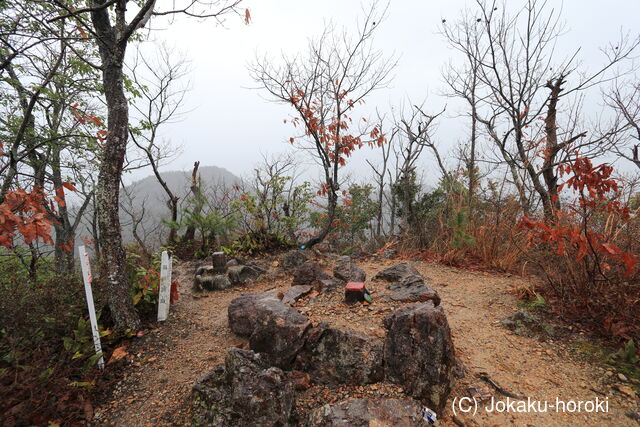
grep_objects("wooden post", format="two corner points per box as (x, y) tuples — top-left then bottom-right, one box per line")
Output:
(78, 245), (105, 371)
(212, 251), (227, 274)
(157, 251), (172, 322)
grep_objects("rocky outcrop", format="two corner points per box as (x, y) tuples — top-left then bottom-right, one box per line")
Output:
(385, 275), (440, 305)
(281, 285), (313, 305)
(296, 324), (383, 385)
(384, 302), (455, 412)
(227, 292), (279, 337)
(192, 349), (295, 426)
(373, 262), (420, 282)
(332, 256), (366, 283)
(228, 264), (265, 286)
(292, 261), (331, 288)
(249, 298), (312, 369)
(316, 278), (340, 293)
(280, 249), (308, 270)
(194, 267), (232, 292)
(307, 398), (429, 426)
(228, 292), (312, 369)
(195, 259), (267, 292)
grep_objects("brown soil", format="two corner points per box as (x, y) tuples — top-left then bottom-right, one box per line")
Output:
(93, 255), (639, 426)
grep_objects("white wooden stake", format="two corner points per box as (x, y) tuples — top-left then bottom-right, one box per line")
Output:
(157, 251), (172, 322)
(78, 245), (104, 371)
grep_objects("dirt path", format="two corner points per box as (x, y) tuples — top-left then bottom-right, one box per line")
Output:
(93, 258), (639, 426)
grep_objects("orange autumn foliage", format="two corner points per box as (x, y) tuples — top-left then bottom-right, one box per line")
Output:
(520, 155), (637, 277)
(0, 183), (77, 249)
(288, 89), (385, 168)
(519, 154), (640, 340)
(0, 188), (54, 248)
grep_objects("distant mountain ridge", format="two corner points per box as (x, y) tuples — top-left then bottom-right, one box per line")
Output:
(119, 165), (242, 246)
(125, 165), (240, 205)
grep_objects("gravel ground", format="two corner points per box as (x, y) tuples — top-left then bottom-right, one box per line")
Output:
(92, 255), (640, 426)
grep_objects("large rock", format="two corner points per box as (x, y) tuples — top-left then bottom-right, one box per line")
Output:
(296, 324), (383, 385)
(292, 261), (331, 287)
(373, 263), (420, 282)
(194, 266), (232, 292)
(332, 256), (366, 283)
(196, 265), (215, 276)
(317, 278), (340, 293)
(204, 274), (232, 291)
(249, 298), (311, 369)
(227, 292), (279, 337)
(307, 398), (429, 427)
(280, 249), (308, 270)
(384, 302), (455, 412)
(228, 264), (266, 285)
(281, 285), (313, 305)
(386, 275), (440, 305)
(192, 349), (295, 426)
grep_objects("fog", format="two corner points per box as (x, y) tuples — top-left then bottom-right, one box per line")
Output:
(125, 0), (640, 186)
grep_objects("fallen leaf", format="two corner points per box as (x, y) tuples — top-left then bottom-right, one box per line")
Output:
(108, 346), (128, 364)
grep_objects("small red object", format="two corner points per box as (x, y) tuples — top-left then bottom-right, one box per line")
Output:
(345, 282), (367, 303)
(346, 282), (365, 291)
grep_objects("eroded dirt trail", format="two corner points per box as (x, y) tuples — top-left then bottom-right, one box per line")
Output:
(94, 258), (638, 426)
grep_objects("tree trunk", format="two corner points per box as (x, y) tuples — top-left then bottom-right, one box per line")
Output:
(53, 223), (75, 275)
(467, 100), (478, 217)
(542, 80), (562, 219)
(304, 188), (338, 249)
(514, 125), (553, 221)
(168, 196), (179, 243)
(95, 47), (140, 330)
(183, 161), (201, 242)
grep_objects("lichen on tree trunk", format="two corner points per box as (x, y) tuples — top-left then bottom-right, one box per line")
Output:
(93, 40), (140, 330)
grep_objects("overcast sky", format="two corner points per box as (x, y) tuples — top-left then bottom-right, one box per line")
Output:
(127, 0), (640, 185)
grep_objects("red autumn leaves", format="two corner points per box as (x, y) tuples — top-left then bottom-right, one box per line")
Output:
(288, 89), (386, 168)
(520, 154), (637, 276)
(0, 182), (77, 249)
(0, 189), (53, 248)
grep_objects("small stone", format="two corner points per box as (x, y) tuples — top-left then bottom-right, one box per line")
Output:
(617, 373), (628, 382)
(307, 398), (429, 426)
(289, 370), (312, 391)
(616, 384), (636, 398)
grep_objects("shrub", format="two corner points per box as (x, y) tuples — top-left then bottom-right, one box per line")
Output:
(520, 155), (640, 341)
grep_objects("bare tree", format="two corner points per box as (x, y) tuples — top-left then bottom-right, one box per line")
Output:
(366, 112), (397, 238)
(442, 0), (639, 221)
(183, 161), (202, 242)
(250, 2), (395, 248)
(392, 104), (445, 238)
(441, 16), (484, 215)
(606, 80), (640, 167)
(121, 182), (161, 263)
(129, 43), (188, 244)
